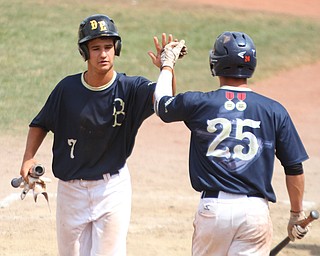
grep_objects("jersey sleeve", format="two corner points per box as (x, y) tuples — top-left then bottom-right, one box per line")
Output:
(117, 75), (156, 158)
(158, 92), (196, 123)
(275, 107), (309, 166)
(130, 76), (156, 119)
(30, 82), (63, 132)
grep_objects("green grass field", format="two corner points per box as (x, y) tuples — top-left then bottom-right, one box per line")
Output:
(1, 0), (320, 133)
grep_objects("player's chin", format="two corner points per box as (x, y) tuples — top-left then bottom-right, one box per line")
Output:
(98, 62), (113, 72)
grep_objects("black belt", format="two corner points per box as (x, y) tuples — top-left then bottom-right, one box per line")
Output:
(79, 171), (119, 181)
(201, 191), (264, 199)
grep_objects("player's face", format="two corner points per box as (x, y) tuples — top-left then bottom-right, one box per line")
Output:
(87, 38), (115, 74)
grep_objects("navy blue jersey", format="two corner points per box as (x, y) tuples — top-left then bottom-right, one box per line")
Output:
(158, 86), (308, 202)
(31, 72), (155, 181)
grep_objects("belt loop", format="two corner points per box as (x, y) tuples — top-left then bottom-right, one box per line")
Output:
(103, 173), (111, 182)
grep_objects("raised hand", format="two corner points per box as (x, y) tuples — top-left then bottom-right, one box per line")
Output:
(161, 39), (186, 69)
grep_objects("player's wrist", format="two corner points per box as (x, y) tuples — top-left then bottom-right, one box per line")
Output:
(290, 209), (304, 214)
(161, 66), (173, 72)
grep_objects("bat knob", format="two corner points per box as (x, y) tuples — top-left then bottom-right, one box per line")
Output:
(310, 210), (319, 220)
(11, 177), (24, 188)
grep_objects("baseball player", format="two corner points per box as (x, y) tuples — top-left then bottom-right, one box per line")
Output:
(155, 32), (310, 255)
(18, 14), (175, 256)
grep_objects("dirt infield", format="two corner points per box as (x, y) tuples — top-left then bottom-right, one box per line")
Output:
(1, 0), (319, 255)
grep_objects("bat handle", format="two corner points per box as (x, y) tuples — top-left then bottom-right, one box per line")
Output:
(300, 210), (319, 228)
(269, 237), (290, 256)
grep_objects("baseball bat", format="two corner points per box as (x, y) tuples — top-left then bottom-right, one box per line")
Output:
(11, 176), (24, 188)
(269, 210), (319, 256)
(11, 164), (45, 188)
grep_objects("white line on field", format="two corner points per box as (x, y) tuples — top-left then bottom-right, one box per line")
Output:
(0, 192), (56, 208)
(0, 193), (21, 208)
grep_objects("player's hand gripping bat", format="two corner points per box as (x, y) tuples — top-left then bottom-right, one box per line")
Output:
(11, 164), (51, 204)
(269, 210), (319, 256)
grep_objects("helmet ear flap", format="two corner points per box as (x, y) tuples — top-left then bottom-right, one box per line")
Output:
(114, 39), (122, 56)
(209, 50), (216, 77)
(79, 44), (89, 61)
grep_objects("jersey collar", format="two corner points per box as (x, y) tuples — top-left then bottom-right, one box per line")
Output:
(81, 71), (117, 91)
(219, 85), (252, 92)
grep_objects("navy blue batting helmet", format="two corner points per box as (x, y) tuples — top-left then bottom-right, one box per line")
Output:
(209, 31), (257, 78)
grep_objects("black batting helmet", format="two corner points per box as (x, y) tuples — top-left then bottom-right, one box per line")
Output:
(78, 14), (122, 60)
(209, 31), (257, 78)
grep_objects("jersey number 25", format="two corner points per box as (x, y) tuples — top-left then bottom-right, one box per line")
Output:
(206, 118), (261, 161)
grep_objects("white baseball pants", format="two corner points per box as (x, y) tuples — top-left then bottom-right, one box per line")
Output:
(192, 191), (273, 256)
(56, 164), (132, 256)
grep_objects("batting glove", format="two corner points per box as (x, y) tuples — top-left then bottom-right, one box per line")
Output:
(161, 40), (187, 69)
(287, 210), (309, 241)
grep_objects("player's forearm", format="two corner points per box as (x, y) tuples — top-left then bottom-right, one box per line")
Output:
(20, 127), (47, 179)
(22, 127), (47, 161)
(171, 69), (177, 96)
(154, 68), (173, 115)
(286, 173), (305, 212)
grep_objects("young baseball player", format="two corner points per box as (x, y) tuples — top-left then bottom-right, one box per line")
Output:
(155, 32), (310, 255)
(18, 14), (175, 256)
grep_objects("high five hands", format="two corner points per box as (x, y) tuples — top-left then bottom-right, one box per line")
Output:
(148, 33), (187, 69)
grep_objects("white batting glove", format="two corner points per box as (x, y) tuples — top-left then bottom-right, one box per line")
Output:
(287, 211), (309, 241)
(161, 40), (186, 69)
(292, 224), (309, 240)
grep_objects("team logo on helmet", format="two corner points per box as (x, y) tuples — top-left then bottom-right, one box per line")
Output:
(89, 19), (108, 32)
